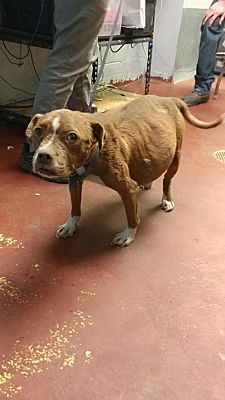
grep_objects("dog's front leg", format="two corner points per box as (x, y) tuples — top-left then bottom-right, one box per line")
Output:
(111, 185), (140, 247)
(56, 181), (83, 239)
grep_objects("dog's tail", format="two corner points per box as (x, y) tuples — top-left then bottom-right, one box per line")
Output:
(174, 98), (225, 129)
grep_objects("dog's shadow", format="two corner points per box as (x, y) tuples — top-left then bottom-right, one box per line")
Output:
(45, 186), (161, 267)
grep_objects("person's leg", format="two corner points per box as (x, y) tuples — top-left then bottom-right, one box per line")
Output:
(33, 0), (108, 115)
(67, 41), (98, 112)
(67, 70), (92, 112)
(183, 0), (224, 106)
(195, 12), (224, 93)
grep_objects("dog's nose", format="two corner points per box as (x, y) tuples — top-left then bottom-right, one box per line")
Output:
(36, 152), (53, 165)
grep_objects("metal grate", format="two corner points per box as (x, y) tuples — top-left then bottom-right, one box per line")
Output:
(213, 150), (225, 163)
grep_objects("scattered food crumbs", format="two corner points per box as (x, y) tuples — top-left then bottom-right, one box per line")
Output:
(85, 351), (93, 364)
(0, 383), (22, 398)
(0, 234), (24, 249)
(31, 263), (42, 272)
(0, 277), (22, 304)
(0, 277), (40, 306)
(35, 193), (41, 196)
(0, 372), (12, 385)
(80, 290), (96, 296)
(60, 354), (76, 370)
(0, 310), (94, 397)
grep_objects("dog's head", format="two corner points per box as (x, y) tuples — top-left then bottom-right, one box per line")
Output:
(25, 109), (106, 178)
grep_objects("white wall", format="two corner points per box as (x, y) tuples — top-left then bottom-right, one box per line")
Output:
(151, 0), (213, 82)
(183, 0), (211, 8)
(151, 0), (185, 80)
(99, 42), (148, 84)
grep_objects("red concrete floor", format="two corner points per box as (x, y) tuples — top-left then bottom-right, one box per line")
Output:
(0, 76), (225, 400)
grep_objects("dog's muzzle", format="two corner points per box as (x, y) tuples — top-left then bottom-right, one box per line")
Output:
(33, 151), (55, 176)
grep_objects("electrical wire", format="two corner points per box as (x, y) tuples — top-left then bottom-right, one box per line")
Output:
(0, 0), (46, 109)
(1, 0), (47, 75)
(1, 104), (34, 108)
(3, 40), (29, 60)
(27, 0), (47, 46)
(110, 43), (124, 53)
(0, 46), (23, 66)
(1, 97), (34, 108)
(28, 47), (40, 80)
(2, 42), (40, 79)
(0, 75), (35, 96)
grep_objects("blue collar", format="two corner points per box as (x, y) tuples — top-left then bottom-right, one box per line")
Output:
(69, 147), (100, 188)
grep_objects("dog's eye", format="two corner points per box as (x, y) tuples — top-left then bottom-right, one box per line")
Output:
(67, 132), (78, 142)
(34, 127), (43, 138)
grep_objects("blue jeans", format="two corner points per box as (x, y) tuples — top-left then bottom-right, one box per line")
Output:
(195, 0), (224, 95)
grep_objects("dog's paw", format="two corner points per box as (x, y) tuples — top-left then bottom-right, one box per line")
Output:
(161, 198), (175, 212)
(56, 216), (80, 239)
(139, 183), (152, 190)
(111, 226), (136, 247)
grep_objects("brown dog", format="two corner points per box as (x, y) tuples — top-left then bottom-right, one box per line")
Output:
(25, 95), (224, 247)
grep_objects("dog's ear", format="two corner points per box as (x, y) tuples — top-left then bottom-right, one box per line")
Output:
(25, 114), (43, 138)
(91, 122), (106, 150)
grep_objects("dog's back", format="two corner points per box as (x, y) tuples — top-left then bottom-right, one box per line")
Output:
(95, 96), (185, 184)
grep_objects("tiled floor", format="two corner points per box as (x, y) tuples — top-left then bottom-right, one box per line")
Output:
(0, 76), (225, 400)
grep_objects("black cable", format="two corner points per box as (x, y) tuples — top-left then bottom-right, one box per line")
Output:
(2, 0), (47, 62)
(19, 43), (22, 62)
(28, 47), (40, 80)
(3, 40), (29, 60)
(0, 0), (47, 105)
(1, 104), (33, 109)
(0, 75), (35, 96)
(0, 46), (23, 66)
(2, 43), (40, 80)
(110, 44), (125, 53)
(1, 97), (34, 108)
(27, 0), (47, 46)
(1, 0), (46, 86)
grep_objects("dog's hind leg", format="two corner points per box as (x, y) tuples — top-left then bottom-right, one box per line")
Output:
(161, 149), (181, 212)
